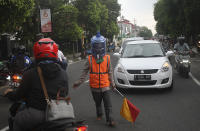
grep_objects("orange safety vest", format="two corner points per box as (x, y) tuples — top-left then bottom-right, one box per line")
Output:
(88, 55), (110, 88)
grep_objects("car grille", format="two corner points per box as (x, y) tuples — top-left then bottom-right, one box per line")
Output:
(129, 80), (157, 85)
(127, 69), (158, 74)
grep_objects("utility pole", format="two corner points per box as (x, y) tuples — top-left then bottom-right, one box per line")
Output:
(133, 18), (137, 37)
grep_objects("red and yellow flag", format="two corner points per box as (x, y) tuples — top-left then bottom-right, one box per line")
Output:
(120, 98), (140, 122)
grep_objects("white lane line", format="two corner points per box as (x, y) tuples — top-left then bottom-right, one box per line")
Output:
(0, 126), (9, 131)
(189, 72), (200, 86)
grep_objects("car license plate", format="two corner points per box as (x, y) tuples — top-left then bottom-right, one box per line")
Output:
(134, 75), (151, 80)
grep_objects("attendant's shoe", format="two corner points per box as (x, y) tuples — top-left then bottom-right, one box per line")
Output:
(106, 121), (115, 127)
(96, 117), (102, 120)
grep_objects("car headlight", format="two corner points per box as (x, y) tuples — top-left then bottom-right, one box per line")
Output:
(117, 65), (125, 73)
(161, 62), (170, 72)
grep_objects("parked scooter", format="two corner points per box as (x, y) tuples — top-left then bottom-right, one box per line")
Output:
(174, 51), (191, 78)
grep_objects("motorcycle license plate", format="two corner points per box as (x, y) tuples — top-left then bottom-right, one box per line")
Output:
(9, 82), (20, 87)
(134, 75), (151, 80)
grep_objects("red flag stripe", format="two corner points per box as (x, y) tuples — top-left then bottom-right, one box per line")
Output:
(127, 99), (140, 122)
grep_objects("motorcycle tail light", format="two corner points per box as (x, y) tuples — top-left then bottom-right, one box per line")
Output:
(12, 75), (22, 80)
(74, 126), (88, 131)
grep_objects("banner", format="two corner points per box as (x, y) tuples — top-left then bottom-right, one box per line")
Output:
(40, 9), (52, 32)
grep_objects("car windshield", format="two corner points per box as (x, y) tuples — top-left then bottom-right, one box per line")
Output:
(122, 43), (164, 58)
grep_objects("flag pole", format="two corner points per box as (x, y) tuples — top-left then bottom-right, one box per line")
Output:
(113, 88), (125, 98)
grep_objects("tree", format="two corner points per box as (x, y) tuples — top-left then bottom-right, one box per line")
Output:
(99, 0), (120, 40)
(154, 0), (200, 43)
(0, 0), (35, 34)
(73, 0), (120, 41)
(51, 5), (83, 43)
(138, 26), (153, 38)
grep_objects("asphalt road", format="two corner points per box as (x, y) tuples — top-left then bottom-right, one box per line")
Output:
(0, 53), (200, 131)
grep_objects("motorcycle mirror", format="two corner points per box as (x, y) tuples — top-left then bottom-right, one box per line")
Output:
(166, 50), (174, 57)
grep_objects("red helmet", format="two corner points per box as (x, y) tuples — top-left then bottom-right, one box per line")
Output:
(33, 38), (58, 60)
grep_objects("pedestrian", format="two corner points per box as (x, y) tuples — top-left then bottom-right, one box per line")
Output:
(73, 32), (116, 127)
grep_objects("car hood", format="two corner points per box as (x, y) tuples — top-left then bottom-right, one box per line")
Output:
(119, 57), (168, 70)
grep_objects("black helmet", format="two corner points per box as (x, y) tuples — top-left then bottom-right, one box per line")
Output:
(18, 45), (26, 54)
(177, 36), (185, 45)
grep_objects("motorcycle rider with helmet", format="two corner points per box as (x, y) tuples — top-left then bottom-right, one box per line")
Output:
(73, 32), (116, 127)
(5, 38), (69, 131)
(57, 44), (68, 70)
(9, 45), (32, 73)
(174, 36), (190, 69)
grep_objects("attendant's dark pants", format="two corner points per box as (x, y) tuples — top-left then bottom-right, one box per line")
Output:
(91, 90), (113, 122)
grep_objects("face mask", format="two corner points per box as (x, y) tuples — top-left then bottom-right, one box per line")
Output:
(92, 43), (105, 63)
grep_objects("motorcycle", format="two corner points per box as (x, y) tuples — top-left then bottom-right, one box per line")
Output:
(34, 119), (88, 131)
(8, 101), (88, 131)
(7, 73), (23, 89)
(174, 51), (191, 78)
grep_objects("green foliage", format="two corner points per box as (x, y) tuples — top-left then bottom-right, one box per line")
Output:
(138, 26), (153, 38)
(154, 0), (200, 39)
(0, 0), (35, 34)
(51, 5), (83, 42)
(74, 0), (120, 40)
(0, 0), (121, 49)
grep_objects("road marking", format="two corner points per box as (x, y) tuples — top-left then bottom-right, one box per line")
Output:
(189, 72), (200, 86)
(0, 126), (9, 131)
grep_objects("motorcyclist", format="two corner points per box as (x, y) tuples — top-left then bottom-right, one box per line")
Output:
(9, 45), (32, 73)
(4, 38), (69, 131)
(57, 44), (68, 70)
(162, 37), (170, 52)
(174, 36), (190, 68)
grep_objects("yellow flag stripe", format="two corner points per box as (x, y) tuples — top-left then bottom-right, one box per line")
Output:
(120, 98), (133, 122)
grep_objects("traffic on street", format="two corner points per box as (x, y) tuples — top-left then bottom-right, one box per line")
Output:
(1, 0), (200, 131)
(1, 51), (200, 131)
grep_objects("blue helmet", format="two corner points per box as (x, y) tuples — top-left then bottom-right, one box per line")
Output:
(91, 32), (106, 59)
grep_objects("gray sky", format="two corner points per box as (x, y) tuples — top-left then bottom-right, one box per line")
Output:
(118, 0), (157, 34)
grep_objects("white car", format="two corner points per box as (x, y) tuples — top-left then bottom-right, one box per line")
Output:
(113, 40), (173, 89)
(119, 37), (144, 54)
